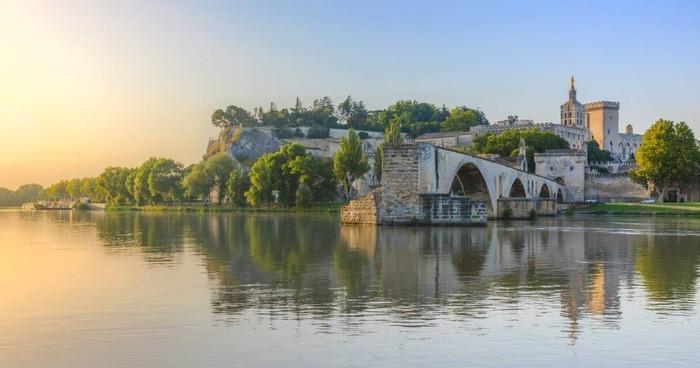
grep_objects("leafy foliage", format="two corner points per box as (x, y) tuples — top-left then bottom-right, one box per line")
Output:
(586, 140), (612, 163)
(333, 129), (370, 200)
(246, 143), (336, 207)
(630, 119), (700, 197)
(441, 107), (488, 132)
(472, 128), (570, 172)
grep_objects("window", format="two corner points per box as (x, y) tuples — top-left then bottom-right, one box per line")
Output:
(570, 166), (574, 171)
(550, 166), (554, 171)
(607, 129), (610, 134)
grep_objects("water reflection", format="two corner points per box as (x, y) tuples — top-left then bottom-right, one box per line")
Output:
(79, 212), (700, 336)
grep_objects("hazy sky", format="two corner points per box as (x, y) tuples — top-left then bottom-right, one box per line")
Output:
(1, 0), (699, 189)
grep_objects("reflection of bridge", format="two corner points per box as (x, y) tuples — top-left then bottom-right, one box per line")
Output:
(377, 143), (567, 222)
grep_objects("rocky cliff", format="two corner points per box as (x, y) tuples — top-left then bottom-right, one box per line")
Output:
(204, 126), (282, 163)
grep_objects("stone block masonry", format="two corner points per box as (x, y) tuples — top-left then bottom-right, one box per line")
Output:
(379, 144), (421, 225)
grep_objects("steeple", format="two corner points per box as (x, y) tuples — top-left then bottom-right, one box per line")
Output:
(568, 75), (577, 102)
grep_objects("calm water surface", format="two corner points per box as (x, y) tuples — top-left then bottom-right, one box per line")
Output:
(1, 210), (700, 367)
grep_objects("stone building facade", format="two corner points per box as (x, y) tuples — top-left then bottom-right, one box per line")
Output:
(534, 149), (586, 202)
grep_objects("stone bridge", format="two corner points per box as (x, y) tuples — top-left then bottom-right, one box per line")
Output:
(379, 143), (567, 222)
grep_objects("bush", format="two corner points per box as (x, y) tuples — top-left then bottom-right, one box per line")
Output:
(273, 128), (294, 139)
(565, 206), (574, 216)
(294, 128), (304, 137)
(502, 207), (513, 220)
(306, 125), (330, 139)
(358, 131), (370, 140)
(529, 208), (538, 220)
(73, 202), (90, 211)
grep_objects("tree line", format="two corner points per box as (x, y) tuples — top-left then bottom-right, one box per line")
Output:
(1, 129), (371, 208)
(212, 97), (489, 138)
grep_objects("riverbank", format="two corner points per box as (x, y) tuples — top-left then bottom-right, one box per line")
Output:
(105, 203), (341, 214)
(576, 202), (700, 216)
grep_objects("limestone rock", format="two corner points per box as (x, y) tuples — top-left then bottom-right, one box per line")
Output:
(228, 128), (282, 162)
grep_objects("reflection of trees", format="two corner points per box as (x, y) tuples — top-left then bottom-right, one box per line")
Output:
(63, 210), (700, 332)
(94, 212), (185, 264)
(636, 237), (700, 310)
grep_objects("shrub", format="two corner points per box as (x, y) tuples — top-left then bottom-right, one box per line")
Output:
(565, 206), (574, 216)
(358, 131), (370, 140)
(294, 128), (304, 137)
(306, 125), (330, 139)
(502, 207), (513, 220)
(529, 208), (538, 220)
(273, 128), (294, 139)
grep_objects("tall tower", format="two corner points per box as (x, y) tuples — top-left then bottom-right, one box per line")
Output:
(560, 76), (584, 127)
(584, 101), (620, 153)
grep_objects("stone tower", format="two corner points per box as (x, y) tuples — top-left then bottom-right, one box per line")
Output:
(584, 101), (620, 152)
(516, 138), (528, 171)
(560, 76), (585, 127)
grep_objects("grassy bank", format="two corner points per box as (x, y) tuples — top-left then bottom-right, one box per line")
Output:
(105, 202), (342, 214)
(576, 202), (700, 216)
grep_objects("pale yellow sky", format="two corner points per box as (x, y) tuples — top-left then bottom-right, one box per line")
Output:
(0, 2), (218, 189)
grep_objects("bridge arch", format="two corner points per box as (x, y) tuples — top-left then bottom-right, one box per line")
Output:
(539, 183), (551, 198)
(556, 188), (564, 203)
(449, 162), (494, 216)
(508, 178), (526, 198)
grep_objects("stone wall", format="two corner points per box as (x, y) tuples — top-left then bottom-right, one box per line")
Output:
(418, 194), (487, 225)
(340, 189), (382, 224)
(584, 175), (648, 202)
(380, 144), (421, 224)
(497, 198), (557, 218)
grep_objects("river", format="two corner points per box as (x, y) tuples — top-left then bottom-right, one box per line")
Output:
(1, 209), (699, 367)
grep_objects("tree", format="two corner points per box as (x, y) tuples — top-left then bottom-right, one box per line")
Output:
(337, 96), (353, 125)
(333, 129), (369, 200)
(630, 119), (700, 200)
(246, 143), (307, 207)
(384, 119), (403, 144)
(182, 163), (213, 200)
(13, 183), (43, 204)
(148, 158), (184, 204)
(66, 178), (83, 199)
(0, 187), (17, 206)
(472, 128), (570, 172)
(211, 105), (257, 129)
(226, 169), (250, 207)
(373, 144), (384, 183)
(287, 155), (337, 206)
(204, 153), (238, 204)
(441, 107), (486, 132)
(586, 140), (612, 163)
(129, 158), (160, 205)
(98, 167), (134, 204)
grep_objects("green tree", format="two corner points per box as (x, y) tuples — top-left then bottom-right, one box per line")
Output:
(182, 163), (213, 200)
(586, 140), (612, 163)
(246, 143), (307, 207)
(204, 153), (238, 204)
(98, 167), (134, 204)
(373, 144), (383, 183)
(148, 158), (184, 204)
(226, 169), (250, 207)
(66, 178), (83, 199)
(333, 129), (369, 200)
(441, 107), (486, 132)
(129, 158), (160, 205)
(384, 119), (403, 144)
(0, 187), (17, 206)
(472, 128), (570, 172)
(211, 105), (257, 129)
(288, 155), (337, 206)
(630, 119), (700, 200)
(13, 183), (43, 204)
